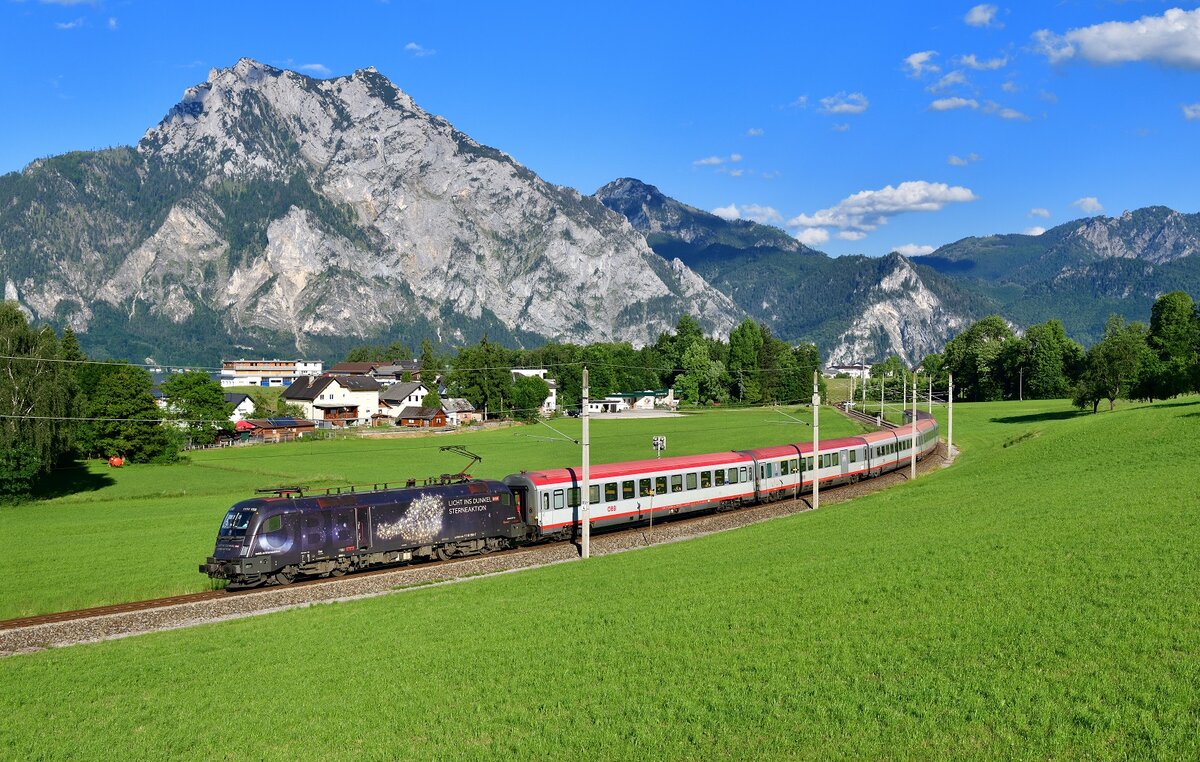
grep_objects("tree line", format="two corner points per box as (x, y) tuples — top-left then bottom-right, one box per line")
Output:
(909, 291), (1200, 411)
(347, 316), (827, 417)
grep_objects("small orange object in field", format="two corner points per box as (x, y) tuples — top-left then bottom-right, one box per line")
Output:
(108, 456), (125, 468)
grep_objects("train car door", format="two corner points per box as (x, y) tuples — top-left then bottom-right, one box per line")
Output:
(356, 506), (371, 550)
(839, 449), (849, 480)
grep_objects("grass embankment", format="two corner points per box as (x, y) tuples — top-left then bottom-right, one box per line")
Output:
(0, 407), (864, 619)
(1, 398), (1197, 757)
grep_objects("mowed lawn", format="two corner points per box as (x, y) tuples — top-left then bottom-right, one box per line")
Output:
(2, 398), (1198, 758)
(0, 407), (865, 619)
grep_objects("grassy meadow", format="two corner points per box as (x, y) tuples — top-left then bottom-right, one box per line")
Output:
(1, 397), (1197, 758)
(0, 406), (865, 619)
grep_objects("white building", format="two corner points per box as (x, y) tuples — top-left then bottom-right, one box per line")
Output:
(282, 374), (381, 427)
(220, 358), (323, 388)
(511, 368), (557, 417)
(224, 393), (256, 423)
(586, 389), (677, 414)
(825, 363), (871, 379)
(378, 381), (431, 420)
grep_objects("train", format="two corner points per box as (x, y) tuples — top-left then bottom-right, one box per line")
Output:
(200, 411), (939, 588)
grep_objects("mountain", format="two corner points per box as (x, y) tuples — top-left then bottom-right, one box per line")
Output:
(918, 206), (1200, 345)
(0, 59), (741, 363)
(595, 178), (992, 366)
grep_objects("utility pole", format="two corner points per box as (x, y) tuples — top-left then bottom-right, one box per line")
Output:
(1019, 366), (1024, 402)
(948, 372), (954, 455)
(878, 372), (884, 426)
(928, 374), (933, 414)
(861, 359), (867, 411)
(581, 366), (590, 560)
(910, 371), (917, 480)
(812, 370), (820, 511)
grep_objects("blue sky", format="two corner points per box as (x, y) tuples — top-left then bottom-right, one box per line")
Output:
(2, 1), (1198, 256)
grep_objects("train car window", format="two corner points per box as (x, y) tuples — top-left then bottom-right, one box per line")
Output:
(671, 474), (683, 493)
(553, 490), (565, 510)
(639, 478), (652, 497)
(604, 482), (618, 502)
(739, 466), (749, 482)
(833, 453), (840, 466)
(714, 470), (725, 486)
(655, 476), (667, 494)
(567, 488), (581, 508)
(686, 473), (697, 490)
(791, 459), (799, 472)
(590, 485), (600, 504)
(849, 451), (857, 463)
(700, 471), (712, 489)
(622, 480), (635, 500)
(727, 468), (738, 484)
(543, 493), (550, 512)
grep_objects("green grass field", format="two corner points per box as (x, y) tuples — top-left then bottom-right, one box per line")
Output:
(0, 406), (865, 619)
(1, 398), (1197, 758)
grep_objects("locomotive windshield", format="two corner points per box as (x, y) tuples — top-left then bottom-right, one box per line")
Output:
(219, 508), (256, 537)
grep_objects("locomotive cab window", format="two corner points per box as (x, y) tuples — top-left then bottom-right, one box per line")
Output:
(263, 514), (282, 533)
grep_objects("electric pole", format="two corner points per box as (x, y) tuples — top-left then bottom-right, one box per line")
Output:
(581, 366), (590, 560)
(910, 371), (917, 480)
(812, 370), (820, 511)
(947, 372), (954, 455)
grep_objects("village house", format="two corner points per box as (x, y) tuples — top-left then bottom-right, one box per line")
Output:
(378, 381), (431, 420)
(824, 363), (871, 379)
(224, 392), (256, 423)
(219, 358), (323, 388)
(396, 406), (448, 428)
(441, 397), (479, 426)
(371, 360), (423, 383)
(586, 388), (677, 414)
(282, 374), (382, 427)
(241, 417), (317, 443)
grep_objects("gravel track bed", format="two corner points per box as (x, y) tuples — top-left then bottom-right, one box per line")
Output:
(1, 444), (951, 657)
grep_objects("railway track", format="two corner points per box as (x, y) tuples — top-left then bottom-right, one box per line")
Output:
(3, 414), (935, 639)
(840, 405), (899, 429)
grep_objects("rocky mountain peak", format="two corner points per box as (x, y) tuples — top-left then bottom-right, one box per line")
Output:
(1065, 205), (1200, 265)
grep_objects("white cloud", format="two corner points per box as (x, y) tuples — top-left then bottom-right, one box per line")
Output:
(791, 95), (808, 109)
(405, 41), (435, 57)
(694, 153), (742, 167)
(930, 97), (979, 111)
(947, 152), (980, 166)
(712, 204), (740, 221)
(819, 92), (869, 115)
(957, 53), (1008, 70)
(106, 16), (117, 30)
(927, 70), (967, 92)
(965, 4), (1001, 28)
(1039, 90), (1058, 104)
(788, 180), (978, 233)
(54, 17), (84, 29)
(795, 228), (830, 246)
(1034, 8), (1200, 69)
(895, 243), (936, 256)
(297, 63), (331, 76)
(722, 168), (746, 177)
(904, 50), (940, 77)
(983, 101), (1030, 120)
(746, 127), (764, 137)
(1024, 226), (1047, 236)
(832, 122), (851, 132)
(1000, 80), (1019, 93)
(741, 204), (783, 224)
(1183, 103), (1200, 121)
(1073, 197), (1104, 214)
(837, 230), (867, 241)
(1028, 207), (1051, 218)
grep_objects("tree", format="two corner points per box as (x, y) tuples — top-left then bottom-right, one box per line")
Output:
(0, 304), (79, 499)
(728, 319), (763, 403)
(160, 371), (233, 445)
(448, 336), (513, 415)
(791, 343), (826, 402)
(1018, 320), (1087, 400)
(1074, 316), (1149, 412)
(942, 316), (1015, 401)
(86, 364), (176, 462)
(419, 338), (446, 387)
(1132, 291), (1199, 400)
(421, 389), (442, 411)
(509, 375), (549, 421)
(675, 339), (729, 405)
